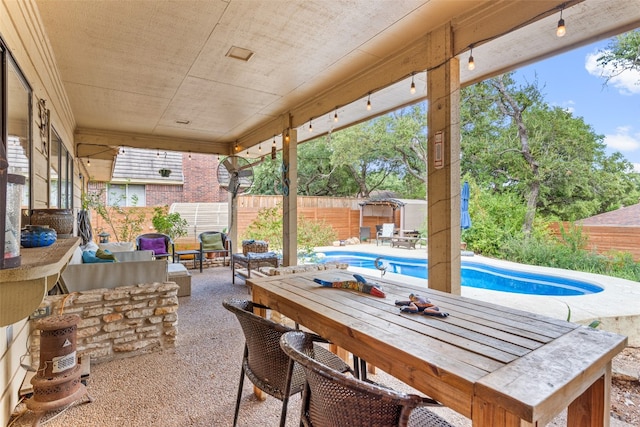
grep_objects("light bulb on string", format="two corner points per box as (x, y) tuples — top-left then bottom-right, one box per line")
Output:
(410, 74), (416, 94)
(366, 93), (372, 111)
(309, 118), (313, 133)
(258, 144), (262, 152)
(87, 157), (91, 167)
(468, 47), (475, 71)
(556, 8), (566, 37)
(272, 137), (276, 147)
(333, 109), (338, 122)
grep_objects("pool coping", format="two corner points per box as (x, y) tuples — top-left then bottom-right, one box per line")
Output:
(315, 244), (640, 346)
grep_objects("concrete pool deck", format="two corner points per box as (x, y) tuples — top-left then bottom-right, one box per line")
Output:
(315, 244), (640, 346)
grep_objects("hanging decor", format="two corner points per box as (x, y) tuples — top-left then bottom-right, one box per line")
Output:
(158, 151), (172, 177)
(38, 98), (50, 152)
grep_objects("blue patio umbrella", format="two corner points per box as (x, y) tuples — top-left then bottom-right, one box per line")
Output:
(461, 181), (472, 230)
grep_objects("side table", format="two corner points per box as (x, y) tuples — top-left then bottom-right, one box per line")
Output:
(174, 250), (199, 269)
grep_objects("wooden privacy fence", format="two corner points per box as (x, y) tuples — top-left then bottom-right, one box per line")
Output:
(236, 195), (394, 242)
(88, 195), (403, 249)
(549, 222), (640, 261)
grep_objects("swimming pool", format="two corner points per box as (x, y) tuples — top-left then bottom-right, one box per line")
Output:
(316, 250), (604, 296)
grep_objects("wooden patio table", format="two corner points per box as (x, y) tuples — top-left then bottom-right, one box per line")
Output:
(247, 270), (627, 427)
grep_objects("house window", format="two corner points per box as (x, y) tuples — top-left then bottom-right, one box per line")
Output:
(107, 184), (146, 207)
(49, 129), (73, 208)
(3, 43), (32, 209)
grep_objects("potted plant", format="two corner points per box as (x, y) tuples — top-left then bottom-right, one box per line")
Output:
(158, 168), (172, 177)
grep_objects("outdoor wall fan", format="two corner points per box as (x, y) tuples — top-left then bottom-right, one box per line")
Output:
(216, 155), (255, 198)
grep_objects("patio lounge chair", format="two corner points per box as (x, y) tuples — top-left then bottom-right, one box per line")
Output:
(280, 330), (453, 427)
(198, 231), (231, 272)
(135, 233), (174, 260)
(222, 299), (351, 427)
(376, 223), (395, 246)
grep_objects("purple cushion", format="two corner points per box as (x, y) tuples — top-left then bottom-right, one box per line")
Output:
(139, 237), (168, 256)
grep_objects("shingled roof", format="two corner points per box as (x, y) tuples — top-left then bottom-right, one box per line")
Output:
(578, 203), (640, 227)
(112, 148), (183, 184)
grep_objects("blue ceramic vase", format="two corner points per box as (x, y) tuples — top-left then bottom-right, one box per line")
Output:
(21, 225), (57, 248)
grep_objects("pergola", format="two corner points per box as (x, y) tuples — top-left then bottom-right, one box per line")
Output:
(23, 0), (640, 294)
(359, 198), (404, 233)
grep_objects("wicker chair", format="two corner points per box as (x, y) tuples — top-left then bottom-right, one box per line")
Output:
(223, 299), (351, 427)
(280, 331), (454, 427)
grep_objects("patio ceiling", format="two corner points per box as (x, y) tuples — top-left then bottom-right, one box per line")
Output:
(34, 0), (640, 181)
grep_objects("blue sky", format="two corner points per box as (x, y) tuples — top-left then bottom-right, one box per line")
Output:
(514, 36), (640, 171)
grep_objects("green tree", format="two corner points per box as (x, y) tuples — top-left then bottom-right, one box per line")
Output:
(378, 104), (428, 199)
(461, 73), (640, 232)
(596, 30), (640, 86)
(251, 153), (282, 195)
(297, 138), (356, 196)
(329, 120), (403, 197)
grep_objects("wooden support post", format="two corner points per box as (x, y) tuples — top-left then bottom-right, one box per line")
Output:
(282, 123), (298, 267)
(427, 23), (462, 295)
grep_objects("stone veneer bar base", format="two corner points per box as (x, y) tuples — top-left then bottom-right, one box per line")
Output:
(29, 282), (179, 367)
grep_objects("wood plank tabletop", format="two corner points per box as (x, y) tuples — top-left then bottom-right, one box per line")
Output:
(248, 269), (627, 424)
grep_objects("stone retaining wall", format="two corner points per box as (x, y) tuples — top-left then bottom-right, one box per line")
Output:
(263, 261), (349, 276)
(29, 282), (179, 367)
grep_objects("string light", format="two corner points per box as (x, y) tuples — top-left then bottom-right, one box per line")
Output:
(333, 109), (338, 122)
(366, 93), (372, 111)
(285, 132), (290, 143)
(156, 150), (160, 158)
(556, 7), (566, 37)
(468, 46), (476, 71)
(410, 73), (416, 94)
(188, 152), (192, 160)
(309, 118), (313, 133)
(258, 144), (262, 152)
(235, 141), (239, 151)
(87, 157), (91, 167)
(272, 137), (276, 147)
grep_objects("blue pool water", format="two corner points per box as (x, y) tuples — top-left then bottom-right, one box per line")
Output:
(316, 251), (603, 296)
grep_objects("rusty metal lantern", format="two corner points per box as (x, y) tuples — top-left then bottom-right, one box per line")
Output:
(27, 314), (91, 424)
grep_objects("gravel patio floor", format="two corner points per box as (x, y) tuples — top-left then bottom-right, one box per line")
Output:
(8, 266), (634, 426)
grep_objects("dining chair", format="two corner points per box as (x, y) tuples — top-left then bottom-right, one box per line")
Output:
(223, 299), (351, 427)
(280, 330), (454, 427)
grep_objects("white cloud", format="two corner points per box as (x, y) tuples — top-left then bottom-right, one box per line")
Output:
(633, 163), (640, 173)
(562, 100), (575, 114)
(585, 51), (640, 95)
(604, 126), (640, 152)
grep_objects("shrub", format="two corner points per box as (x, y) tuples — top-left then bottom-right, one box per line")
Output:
(84, 189), (146, 243)
(242, 204), (336, 254)
(151, 206), (188, 241)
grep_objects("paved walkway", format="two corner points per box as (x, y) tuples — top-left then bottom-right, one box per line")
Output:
(316, 244), (640, 346)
